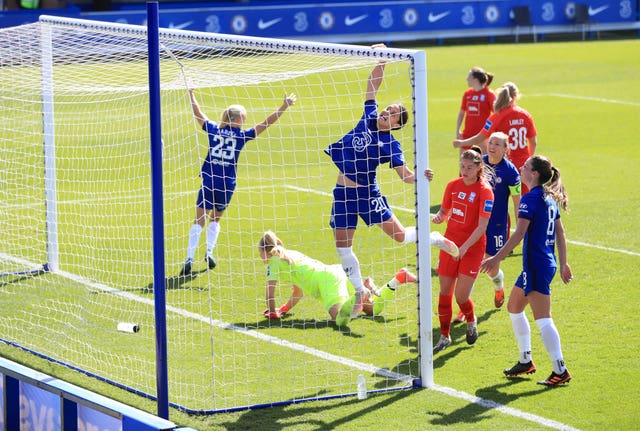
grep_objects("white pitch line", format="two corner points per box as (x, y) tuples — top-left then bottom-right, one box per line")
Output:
(284, 185), (639, 256)
(59, 268), (579, 430)
(434, 384), (583, 431)
(2, 254), (580, 430)
(546, 93), (640, 107)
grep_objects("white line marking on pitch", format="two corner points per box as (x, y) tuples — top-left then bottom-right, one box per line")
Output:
(284, 185), (640, 256)
(1, 254), (582, 430)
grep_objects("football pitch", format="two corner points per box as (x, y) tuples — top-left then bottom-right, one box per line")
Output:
(1, 38), (639, 430)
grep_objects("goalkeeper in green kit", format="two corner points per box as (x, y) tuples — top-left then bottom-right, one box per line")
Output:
(258, 231), (415, 327)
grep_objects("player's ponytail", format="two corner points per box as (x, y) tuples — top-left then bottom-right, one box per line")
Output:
(530, 156), (569, 212)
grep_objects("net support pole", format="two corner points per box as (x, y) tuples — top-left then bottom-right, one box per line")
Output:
(147, 0), (169, 419)
(40, 21), (59, 273)
(413, 49), (434, 389)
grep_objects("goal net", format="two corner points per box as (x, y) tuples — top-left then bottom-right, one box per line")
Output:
(0, 16), (430, 413)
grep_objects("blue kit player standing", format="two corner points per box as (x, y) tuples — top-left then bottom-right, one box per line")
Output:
(483, 132), (521, 307)
(481, 155), (573, 387)
(324, 43), (458, 318)
(180, 89), (296, 276)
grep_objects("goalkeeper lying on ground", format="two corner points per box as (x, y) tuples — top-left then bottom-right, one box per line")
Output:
(257, 230), (416, 327)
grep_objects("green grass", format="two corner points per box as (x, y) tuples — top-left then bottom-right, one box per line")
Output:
(1, 38), (639, 430)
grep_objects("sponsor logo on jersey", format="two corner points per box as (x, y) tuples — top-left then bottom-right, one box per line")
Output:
(484, 199), (494, 213)
(457, 192), (466, 199)
(483, 119), (493, 132)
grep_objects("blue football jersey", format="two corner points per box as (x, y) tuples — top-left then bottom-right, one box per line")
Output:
(324, 100), (406, 186)
(518, 186), (559, 270)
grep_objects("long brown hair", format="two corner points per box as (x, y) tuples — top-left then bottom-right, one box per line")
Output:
(529, 155), (569, 212)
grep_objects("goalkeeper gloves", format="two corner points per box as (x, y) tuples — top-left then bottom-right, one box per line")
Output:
(262, 309), (281, 319)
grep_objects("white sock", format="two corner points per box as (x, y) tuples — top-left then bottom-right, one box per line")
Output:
(536, 317), (566, 374)
(206, 221), (221, 255)
(337, 247), (364, 293)
(490, 269), (504, 290)
(387, 276), (400, 290)
(402, 226), (417, 244)
(186, 224), (203, 260)
(510, 312), (532, 363)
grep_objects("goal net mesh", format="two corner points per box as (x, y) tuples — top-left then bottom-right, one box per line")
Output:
(0, 17), (421, 412)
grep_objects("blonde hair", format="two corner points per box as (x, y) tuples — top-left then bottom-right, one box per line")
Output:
(220, 104), (247, 128)
(488, 131), (509, 147)
(258, 231), (293, 263)
(494, 82), (520, 112)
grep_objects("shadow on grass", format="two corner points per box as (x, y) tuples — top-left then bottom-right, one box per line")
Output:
(0, 268), (47, 287)
(141, 269), (209, 293)
(428, 379), (547, 426)
(215, 387), (415, 431)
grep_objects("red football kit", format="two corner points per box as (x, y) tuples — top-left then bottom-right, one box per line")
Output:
(460, 87), (496, 144)
(437, 177), (494, 279)
(480, 105), (537, 170)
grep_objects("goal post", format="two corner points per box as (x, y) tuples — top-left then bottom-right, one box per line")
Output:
(0, 14), (433, 414)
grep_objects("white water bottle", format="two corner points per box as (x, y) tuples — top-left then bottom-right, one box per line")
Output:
(356, 374), (367, 400)
(117, 322), (139, 333)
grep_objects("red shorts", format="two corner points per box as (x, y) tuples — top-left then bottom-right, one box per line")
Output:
(436, 248), (483, 279)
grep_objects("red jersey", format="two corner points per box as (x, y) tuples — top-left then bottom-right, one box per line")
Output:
(480, 105), (537, 170)
(460, 87), (496, 142)
(441, 177), (494, 254)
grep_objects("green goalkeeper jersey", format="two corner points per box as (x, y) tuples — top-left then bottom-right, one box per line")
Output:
(266, 250), (350, 310)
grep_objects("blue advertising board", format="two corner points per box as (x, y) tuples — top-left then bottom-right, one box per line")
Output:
(1, 1), (638, 41)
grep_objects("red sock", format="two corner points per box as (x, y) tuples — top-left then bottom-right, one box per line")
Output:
(458, 298), (475, 323)
(438, 294), (453, 337)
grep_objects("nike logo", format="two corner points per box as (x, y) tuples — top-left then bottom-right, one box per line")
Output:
(345, 14), (368, 26)
(588, 5), (608, 16)
(168, 21), (193, 30)
(428, 11), (451, 23)
(258, 18), (282, 30)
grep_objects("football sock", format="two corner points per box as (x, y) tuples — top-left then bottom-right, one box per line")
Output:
(536, 317), (566, 374)
(206, 221), (221, 255)
(510, 312), (532, 363)
(491, 269), (504, 290)
(438, 294), (453, 338)
(402, 226), (417, 244)
(458, 298), (475, 323)
(186, 224), (203, 260)
(337, 247), (364, 293)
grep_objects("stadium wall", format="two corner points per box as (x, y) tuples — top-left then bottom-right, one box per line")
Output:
(1, 0), (638, 43)
(0, 357), (195, 431)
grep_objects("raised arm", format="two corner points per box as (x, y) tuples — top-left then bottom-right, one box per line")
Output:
(188, 89), (207, 128)
(254, 93), (296, 137)
(365, 43), (388, 101)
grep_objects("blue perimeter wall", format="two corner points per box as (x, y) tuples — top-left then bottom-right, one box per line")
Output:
(1, 0), (639, 43)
